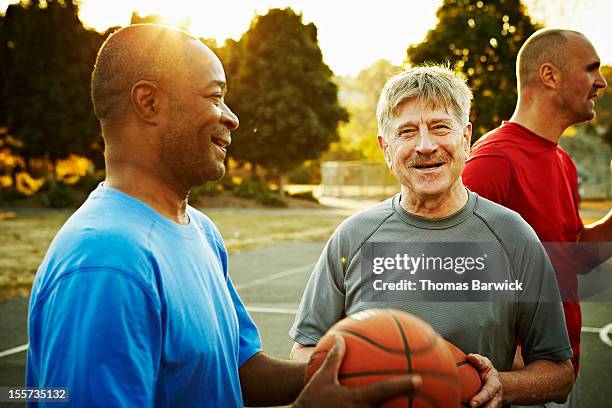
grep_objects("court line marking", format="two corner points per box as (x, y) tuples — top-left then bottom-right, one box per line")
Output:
(0, 344), (28, 358)
(1, 323), (610, 358)
(234, 264), (313, 290)
(246, 306), (298, 315)
(598, 323), (612, 348)
(581, 326), (601, 333)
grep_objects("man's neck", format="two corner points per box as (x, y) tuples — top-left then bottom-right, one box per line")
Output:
(400, 182), (469, 219)
(509, 97), (569, 144)
(105, 158), (190, 225)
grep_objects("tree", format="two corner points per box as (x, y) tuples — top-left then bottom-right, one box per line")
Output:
(227, 8), (348, 193)
(407, 0), (539, 141)
(0, 0), (103, 184)
(328, 59), (402, 161)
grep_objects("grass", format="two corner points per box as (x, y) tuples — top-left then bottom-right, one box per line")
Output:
(0, 207), (345, 299)
(0, 213), (71, 299)
(210, 209), (345, 252)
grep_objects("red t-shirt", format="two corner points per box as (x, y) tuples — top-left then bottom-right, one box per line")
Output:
(463, 121), (583, 376)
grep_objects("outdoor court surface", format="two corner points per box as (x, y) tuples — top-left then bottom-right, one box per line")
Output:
(1, 222), (611, 407)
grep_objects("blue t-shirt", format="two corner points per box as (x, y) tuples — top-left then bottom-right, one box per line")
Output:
(26, 185), (262, 407)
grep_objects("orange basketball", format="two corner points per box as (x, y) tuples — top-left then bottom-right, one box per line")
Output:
(304, 309), (460, 407)
(442, 339), (483, 406)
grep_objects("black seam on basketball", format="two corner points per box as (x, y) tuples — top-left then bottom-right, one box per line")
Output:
(411, 390), (442, 408)
(330, 329), (440, 356)
(386, 310), (414, 408)
(339, 370), (460, 383)
(333, 329), (408, 355)
(339, 369), (412, 379)
(457, 359), (470, 367)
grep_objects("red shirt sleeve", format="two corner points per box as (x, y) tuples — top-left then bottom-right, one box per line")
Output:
(463, 151), (512, 206)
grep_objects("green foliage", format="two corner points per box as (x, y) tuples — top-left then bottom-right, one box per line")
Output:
(214, 38), (242, 86)
(232, 178), (269, 199)
(219, 176), (238, 191)
(255, 191), (287, 207)
(74, 172), (104, 194)
(188, 182), (222, 204)
(407, 0), (539, 140)
(41, 183), (77, 208)
(288, 191), (318, 202)
(329, 60), (401, 160)
(287, 162), (319, 184)
(0, 187), (28, 202)
(226, 8), (348, 181)
(232, 177), (287, 207)
(0, 0), (104, 165)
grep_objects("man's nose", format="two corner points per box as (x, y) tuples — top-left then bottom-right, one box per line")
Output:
(415, 130), (437, 155)
(222, 103), (239, 130)
(594, 69), (608, 89)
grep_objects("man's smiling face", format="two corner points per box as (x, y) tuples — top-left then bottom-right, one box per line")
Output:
(381, 98), (471, 201)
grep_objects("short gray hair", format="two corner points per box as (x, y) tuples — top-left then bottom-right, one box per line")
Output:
(376, 65), (473, 139)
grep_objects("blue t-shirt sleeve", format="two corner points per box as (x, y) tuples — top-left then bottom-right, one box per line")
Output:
(204, 218), (262, 367)
(226, 276), (262, 366)
(27, 268), (161, 407)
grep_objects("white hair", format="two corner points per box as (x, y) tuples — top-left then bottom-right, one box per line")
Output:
(376, 65), (473, 139)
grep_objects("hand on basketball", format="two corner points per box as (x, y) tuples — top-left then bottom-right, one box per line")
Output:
(467, 353), (502, 407)
(293, 335), (421, 408)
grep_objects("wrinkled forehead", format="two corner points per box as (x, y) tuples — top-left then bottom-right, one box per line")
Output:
(393, 96), (458, 123)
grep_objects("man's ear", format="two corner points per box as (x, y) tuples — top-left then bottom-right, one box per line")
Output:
(130, 80), (163, 125)
(378, 135), (392, 169)
(539, 63), (561, 90)
(463, 122), (472, 155)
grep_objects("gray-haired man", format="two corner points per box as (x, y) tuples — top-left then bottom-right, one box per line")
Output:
(290, 65), (574, 407)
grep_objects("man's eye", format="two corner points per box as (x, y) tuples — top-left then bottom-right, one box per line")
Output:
(432, 125), (450, 132)
(399, 129), (416, 136)
(210, 94), (223, 105)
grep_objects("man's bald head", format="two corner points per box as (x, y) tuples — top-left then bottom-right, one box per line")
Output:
(516, 29), (584, 89)
(91, 24), (198, 128)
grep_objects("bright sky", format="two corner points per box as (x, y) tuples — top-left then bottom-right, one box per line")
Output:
(1, 0), (611, 76)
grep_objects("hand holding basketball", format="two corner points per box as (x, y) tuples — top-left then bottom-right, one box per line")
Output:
(466, 353), (502, 408)
(303, 309), (461, 407)
(293, 335), (421, 408)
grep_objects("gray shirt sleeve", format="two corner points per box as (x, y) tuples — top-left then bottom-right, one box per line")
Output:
(512, 230), (573, 364)
(289, 230), (347, 345)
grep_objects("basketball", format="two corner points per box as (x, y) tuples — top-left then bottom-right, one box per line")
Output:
(442, 339), (483, 406)
(304, 308), (460, 407)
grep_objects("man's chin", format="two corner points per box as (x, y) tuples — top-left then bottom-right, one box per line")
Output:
(197, 164), (225, 184)
(210, 166), (226, 182)
(577, 111), (595, 124)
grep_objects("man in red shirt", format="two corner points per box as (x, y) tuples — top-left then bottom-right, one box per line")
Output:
(463, 28), (611, 407)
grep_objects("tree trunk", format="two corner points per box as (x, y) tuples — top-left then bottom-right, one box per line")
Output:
(277, 171), (285, 198)
(10, 165), (18, 191)
(46, 154), (57, 188)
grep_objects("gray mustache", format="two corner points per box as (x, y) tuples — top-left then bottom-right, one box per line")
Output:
(407, 152), (450, 167)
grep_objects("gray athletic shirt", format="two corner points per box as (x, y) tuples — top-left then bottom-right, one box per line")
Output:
(290, 191), (572, 371)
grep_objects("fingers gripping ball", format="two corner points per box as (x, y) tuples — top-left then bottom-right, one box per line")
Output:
(442, 340), (483, 407)
(304, 308), (460, 407)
